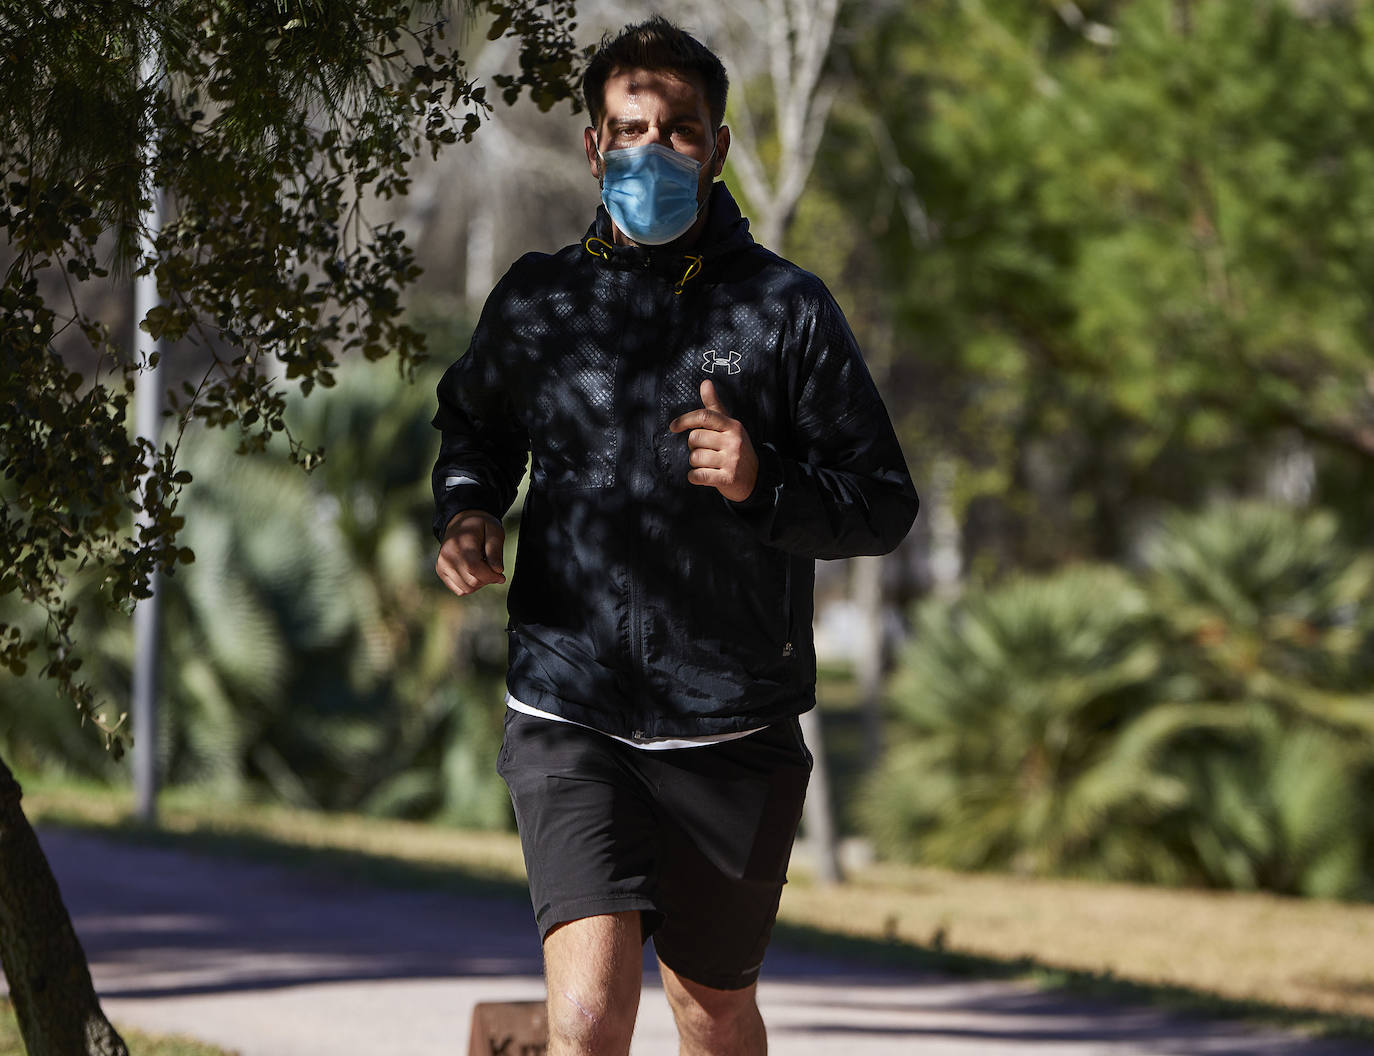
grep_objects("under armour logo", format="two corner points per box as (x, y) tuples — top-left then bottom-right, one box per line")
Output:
(701, 349), (742, 375)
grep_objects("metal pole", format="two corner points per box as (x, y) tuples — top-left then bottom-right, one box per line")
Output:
(853, 554), (885, 767)
(799, 708), (843, 884)
(132, 41), (164, 826)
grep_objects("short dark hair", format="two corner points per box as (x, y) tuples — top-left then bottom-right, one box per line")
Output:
(582, 16), (729, 130)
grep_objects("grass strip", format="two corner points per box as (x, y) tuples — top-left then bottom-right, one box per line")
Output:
(19, 775), (1374, 1042)
(0, 996), (234, 1056)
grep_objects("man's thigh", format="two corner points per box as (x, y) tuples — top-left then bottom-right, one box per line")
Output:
(497, 710), (662, 938)
(648, 717), (812, 991)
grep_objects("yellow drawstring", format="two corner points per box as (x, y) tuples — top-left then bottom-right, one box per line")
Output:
(584, 238), (703, 295)
(674, 255), (703, 296)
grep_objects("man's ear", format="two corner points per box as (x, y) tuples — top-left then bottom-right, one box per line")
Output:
(713, 125), (731, 178)
(585, 126), (603, 179)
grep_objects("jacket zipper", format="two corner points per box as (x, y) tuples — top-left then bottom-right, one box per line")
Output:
(627, 270), (653, 702)
(782, 561), (794, 657)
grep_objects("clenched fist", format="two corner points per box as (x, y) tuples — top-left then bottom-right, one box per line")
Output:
(668, 379), (758, 503)
(436, 510), (506, 596)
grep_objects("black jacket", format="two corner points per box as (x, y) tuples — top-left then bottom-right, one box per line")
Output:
(432, 184), (918, 739)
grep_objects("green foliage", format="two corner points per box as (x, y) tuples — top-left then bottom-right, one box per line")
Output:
(486, 0), (592, 110)
(0, 1), (580, 745)
(1147, 503), (1374, 704)
(1144, 502), (1374, 896)
(823, 0), (1374, 567)
(0, 351), (514, 827)
(865, 564), (1199, 881)
(867, 502), (1374, 898)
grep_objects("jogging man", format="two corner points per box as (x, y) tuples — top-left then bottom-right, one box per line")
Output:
(432, 17), (918, 1055)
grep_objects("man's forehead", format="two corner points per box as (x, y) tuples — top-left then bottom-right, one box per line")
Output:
(602, 66), (709, 114)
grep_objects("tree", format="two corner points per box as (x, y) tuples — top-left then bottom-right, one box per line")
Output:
(0, 757), (128, 1056)
(0, 3), (583, 1051)
(682, 0), (840, 250)
(822, 0), (1374, 572)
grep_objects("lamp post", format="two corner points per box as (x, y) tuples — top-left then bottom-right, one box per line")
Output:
(131, 40), (164, 826)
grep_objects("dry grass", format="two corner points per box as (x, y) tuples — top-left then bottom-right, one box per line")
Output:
(0, 996), (235, 1056)
(19, 776), (1374, 1032)
(779, 865), (1374, 1022)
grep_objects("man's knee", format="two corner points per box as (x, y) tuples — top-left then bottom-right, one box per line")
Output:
(543, 913), (643, 1055)
(546, 985), (636, 1054)
(661, 965), (763, 1051)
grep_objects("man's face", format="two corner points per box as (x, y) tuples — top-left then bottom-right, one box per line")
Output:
(584, 66), (730, 244)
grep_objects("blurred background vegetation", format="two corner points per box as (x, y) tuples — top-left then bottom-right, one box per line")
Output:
(6, 0), (1373, 901)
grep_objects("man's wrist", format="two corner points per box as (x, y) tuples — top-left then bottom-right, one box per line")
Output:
(446, 509), (498, 533)
(728, 444), (782, 512)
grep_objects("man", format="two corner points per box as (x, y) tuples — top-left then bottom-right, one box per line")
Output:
(432, 17), (917, 1055)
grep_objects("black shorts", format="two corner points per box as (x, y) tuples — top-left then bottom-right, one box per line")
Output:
(496, 708), (812, 991)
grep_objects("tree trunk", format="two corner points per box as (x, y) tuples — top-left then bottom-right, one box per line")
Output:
(0, 755), (128, 1056)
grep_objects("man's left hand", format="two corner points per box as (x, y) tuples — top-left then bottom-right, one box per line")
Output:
(669, 379), (758, 503)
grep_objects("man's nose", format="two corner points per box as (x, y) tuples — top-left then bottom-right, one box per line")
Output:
(643, 124), (668, 146)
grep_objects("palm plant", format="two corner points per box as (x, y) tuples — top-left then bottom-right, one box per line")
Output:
(2, 350), (515, 827)
(863, 564), (1218, 882)
(865, 502), (1374, 898)
(281, 350), (516, 826)
(1142, 502), (1374, 897)
(1, 427), (385, 802)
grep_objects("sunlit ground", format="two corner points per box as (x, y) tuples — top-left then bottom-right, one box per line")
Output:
(19, 772), (1374, 1036)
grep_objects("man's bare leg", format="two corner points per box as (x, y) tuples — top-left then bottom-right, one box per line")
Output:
(658, 958), (766, 1056)
(543, 911), (643, 1056)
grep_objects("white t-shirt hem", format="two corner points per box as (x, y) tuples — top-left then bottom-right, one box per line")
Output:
(505, 694), (765, 750)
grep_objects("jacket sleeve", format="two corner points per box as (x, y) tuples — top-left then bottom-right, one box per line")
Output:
(430, 286), (529, 541)
(728, 285), (918, 560)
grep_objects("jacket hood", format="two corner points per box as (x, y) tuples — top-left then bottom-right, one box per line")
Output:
(584, 181), (755, 275)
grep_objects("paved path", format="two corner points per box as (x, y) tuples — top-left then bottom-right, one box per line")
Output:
(27, 827), (1374, 1056)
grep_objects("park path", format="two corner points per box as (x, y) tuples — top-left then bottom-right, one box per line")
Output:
(24, 827), (1374, 1056)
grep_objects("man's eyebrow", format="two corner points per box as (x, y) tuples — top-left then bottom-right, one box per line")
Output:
(606, 114), (703, 131)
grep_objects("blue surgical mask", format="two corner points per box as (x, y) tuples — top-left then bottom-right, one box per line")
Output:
(598, 143), (710, 246)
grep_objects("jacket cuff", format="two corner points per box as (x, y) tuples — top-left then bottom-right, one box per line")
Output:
(728, 442), (784, 516)
(433, 483), (503, 540)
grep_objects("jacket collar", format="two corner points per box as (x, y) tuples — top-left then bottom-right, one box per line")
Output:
(583, 182), (755, 278)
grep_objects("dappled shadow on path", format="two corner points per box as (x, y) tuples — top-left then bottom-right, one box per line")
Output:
(41, 826), (544, 1001)
(37, 826), (1374, 1055)
(756, 976), (1374, 1055)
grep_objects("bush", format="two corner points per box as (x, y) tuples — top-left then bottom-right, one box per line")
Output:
(866, 502), (1374, 897)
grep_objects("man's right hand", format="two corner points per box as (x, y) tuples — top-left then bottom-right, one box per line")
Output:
(436, 510), (507, 596)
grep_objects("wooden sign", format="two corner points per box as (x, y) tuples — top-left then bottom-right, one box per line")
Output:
(468, 1000), (549, 1056)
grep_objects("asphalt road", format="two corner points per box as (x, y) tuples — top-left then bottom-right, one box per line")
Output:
(22, 827), (1374, 1056)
